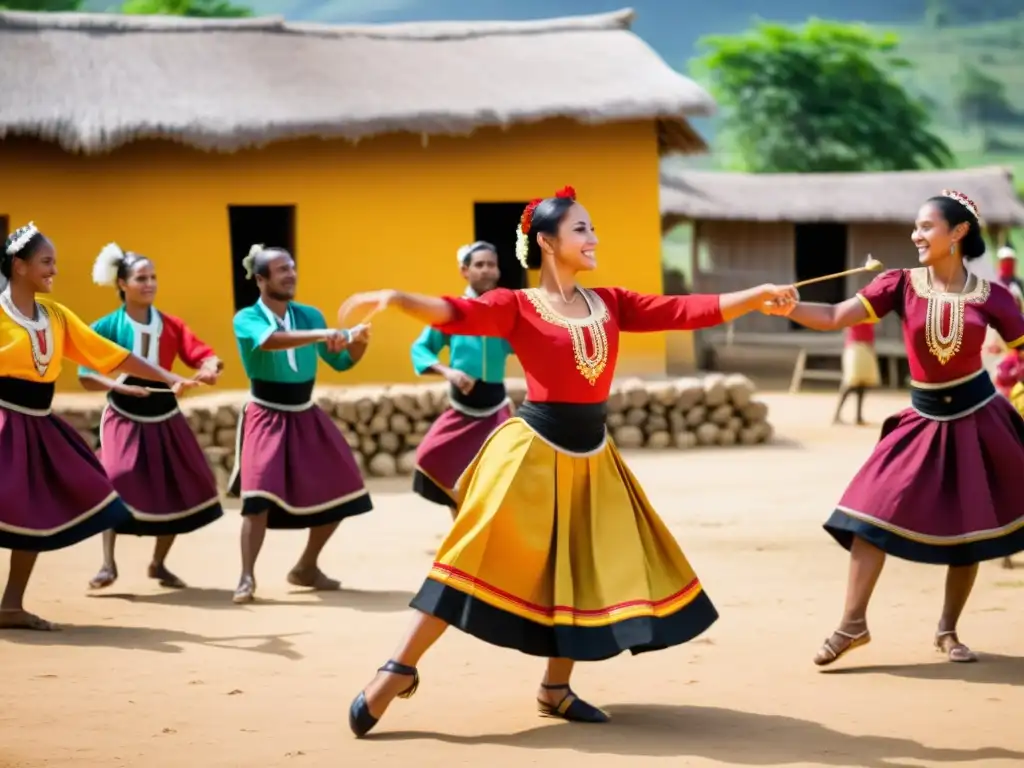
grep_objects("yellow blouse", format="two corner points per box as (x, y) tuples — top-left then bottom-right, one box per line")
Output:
(0, 294), (130, 383)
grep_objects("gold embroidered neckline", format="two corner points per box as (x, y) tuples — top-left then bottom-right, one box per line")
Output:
(524, 287), (607, 326)
(523, 287), (610, 386)
(908, 268), (990, 365)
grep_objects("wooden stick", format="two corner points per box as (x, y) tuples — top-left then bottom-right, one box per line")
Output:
(793, 257), (883, 289)
(138, 383), (207, 394)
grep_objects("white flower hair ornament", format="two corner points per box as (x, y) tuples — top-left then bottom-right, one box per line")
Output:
(5, 221), (40, 256)
(92, 242), (126, 286)
(514, 186), (576, 270)
(242, 243), (263, 280)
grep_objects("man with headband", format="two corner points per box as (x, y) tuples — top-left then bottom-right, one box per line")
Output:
(409, 241), (514, 517)
(227, 245), (373, 604)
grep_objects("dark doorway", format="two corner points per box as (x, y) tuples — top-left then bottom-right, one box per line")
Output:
(474, 202), (528, 290)
(227, 205), (295, 312)
(791, 223), (848, 331)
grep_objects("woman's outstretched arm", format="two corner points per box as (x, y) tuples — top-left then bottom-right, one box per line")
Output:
(768, 269), (903, 330)
(340, 288), (518, 338)
(780, 297), (871, 331)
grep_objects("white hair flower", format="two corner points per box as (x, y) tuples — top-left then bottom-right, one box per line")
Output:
(92, 242), (126, 286)
(514, 225), (529, 270)
(242, 243), (263, 280)
(6, 221), (39, 256)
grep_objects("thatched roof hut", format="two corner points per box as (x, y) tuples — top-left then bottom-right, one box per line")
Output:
(660, 165), (1024, 229)
(659, 166), (1024, 343)
(0, 7), (715, 156)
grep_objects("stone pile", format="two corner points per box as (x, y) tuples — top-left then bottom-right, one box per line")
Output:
(53, 374), (773, 487)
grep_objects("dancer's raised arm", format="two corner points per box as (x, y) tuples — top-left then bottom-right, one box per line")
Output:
(340, 287), (518, 339)
(766, 269), (903, 331)
(605, 284), (798, 332)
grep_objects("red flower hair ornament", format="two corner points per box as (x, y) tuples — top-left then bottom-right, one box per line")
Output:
(941, 189), (982, 224)
(515, 186), (577, 269)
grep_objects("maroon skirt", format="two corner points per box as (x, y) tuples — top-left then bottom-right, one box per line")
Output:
(826, 371), (1024, 565)
(226, 399), (372, 529)
(413, 404), (511, 507)
(0, 383), (131, 552)
(98, 403), (223, 537)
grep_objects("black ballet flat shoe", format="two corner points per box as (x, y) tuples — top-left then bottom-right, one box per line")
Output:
(348, 660), (420, 738)
(536, 683), (609, 723)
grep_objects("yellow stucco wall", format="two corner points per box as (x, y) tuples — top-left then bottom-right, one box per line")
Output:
(0, 118), (671, 391)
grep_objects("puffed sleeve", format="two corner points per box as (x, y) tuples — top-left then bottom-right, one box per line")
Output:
(855, 269), (904, 323)
(58, 304), (130, 374)
(434, 288), (518, 338)
(987, 281), (1024, 349)
(76, 314), (119, 379)
(599, 287), (724, 332)
(165, 314), (216, 369)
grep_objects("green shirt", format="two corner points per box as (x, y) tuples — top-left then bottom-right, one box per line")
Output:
(233, 299), (354, 383)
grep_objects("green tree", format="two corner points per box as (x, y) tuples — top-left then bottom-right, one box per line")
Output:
(0, 0), (81, 10)
(691, 20), (953, 173)
(120, 0), (251, 17)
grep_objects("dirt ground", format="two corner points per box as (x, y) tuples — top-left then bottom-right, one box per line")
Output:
(3, 391), (1024, 768)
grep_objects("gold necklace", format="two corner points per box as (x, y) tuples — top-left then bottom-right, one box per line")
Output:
(909, 268), (989, 365)
(524, 287), (609, 386)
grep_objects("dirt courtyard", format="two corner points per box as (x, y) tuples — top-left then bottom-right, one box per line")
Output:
(3, 391), (1023, 767)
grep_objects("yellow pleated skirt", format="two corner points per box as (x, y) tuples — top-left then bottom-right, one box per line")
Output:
(408, 417), (719, 661)
(1010, 382), (1024, 419)
(841, 342), (881, 387)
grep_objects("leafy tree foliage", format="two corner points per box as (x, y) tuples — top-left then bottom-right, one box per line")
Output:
(691, 20), (953, 173)
(120, 0), (251, 17)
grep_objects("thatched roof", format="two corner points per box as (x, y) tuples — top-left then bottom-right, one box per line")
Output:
(0, 8), (715, 156)
(660, 166), (1024, 227)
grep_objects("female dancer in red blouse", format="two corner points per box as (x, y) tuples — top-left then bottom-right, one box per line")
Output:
(337, 186), (796, 736)
(765, 190), (1024, 665)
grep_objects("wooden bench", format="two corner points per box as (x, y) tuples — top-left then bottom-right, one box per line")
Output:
(701, 329), (908, 393)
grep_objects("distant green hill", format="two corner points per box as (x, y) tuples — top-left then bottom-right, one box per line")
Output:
(878, 17), (1024, 188)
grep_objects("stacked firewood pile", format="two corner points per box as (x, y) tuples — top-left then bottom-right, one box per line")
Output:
(54, 374), (772, 487)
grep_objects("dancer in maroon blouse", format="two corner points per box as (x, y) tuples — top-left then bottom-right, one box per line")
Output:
(337, 186), (796, 736)
(766, 190), (1024, 666)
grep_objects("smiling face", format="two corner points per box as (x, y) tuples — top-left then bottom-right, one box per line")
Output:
(12, 237), (58, 293)
(257, 251), (297, 301)
(912, 202), (969, 266)
(540, 202), (599, 272)
(119, 259), (157, 305)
